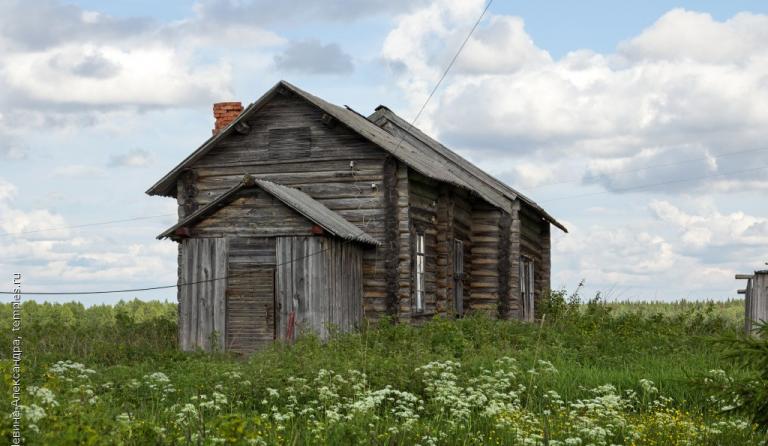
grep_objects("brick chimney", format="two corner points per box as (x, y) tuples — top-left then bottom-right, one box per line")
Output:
(212, 101), (244, 134)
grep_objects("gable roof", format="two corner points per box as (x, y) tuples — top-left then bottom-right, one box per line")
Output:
(368, 106), (567, 233)
(157, 175), (379, 245)
(147, 80), (565, 232)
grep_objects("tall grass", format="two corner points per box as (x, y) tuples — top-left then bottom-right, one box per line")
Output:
(0, 296), (763, 445)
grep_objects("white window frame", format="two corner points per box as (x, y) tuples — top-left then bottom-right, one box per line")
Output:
(415, 233), (426, 312)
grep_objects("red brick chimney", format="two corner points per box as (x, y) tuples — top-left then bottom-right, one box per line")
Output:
(212, 101), (244, 134)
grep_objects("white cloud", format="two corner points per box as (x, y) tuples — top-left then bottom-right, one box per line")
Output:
(0, 178), (69, 239)
(382, 4), (768, 193)
(2, 43), (233, 108)
(552, 199), (768, 299)
(0, 177), (177, 292)
(649, 199), (768, 249)
(618, 9), (768, 64)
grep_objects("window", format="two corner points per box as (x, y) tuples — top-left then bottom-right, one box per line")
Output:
(520, 257), (534, 321)
(415, 233), (425, 312)
(453, 239), (464, 316)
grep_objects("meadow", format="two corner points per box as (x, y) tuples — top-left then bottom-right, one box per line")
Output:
(1, 294), (765, 445)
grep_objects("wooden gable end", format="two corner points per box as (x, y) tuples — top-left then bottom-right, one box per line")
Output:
(189, 187), (317, 238)
(192, 92), (386, 175)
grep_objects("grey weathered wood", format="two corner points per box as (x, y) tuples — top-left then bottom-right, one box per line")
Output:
(179, 238), (228, 352)
(744, 271), (768, 335)
(276, 236), (363, 341)
(160, 81), (563, 347)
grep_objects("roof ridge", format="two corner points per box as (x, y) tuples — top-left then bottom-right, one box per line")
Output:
(368, 106), (567, 233)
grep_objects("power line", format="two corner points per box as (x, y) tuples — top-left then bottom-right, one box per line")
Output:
(526, 146), (768, 191)
(0, 213), (175, 238)
(7, 164), (766, 294)
(2, 1), (493, 296)
(1, 238), (360, 295)
(409, 0), (493, 127)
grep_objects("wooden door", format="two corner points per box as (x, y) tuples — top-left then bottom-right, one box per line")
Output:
(226, 266), (276, 353)
(179, 238), (228, 352)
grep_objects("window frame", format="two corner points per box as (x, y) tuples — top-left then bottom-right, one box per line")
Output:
(453, 239), (464, 316)
(414, 232), (426, 313)
(520, 256), (535, 321)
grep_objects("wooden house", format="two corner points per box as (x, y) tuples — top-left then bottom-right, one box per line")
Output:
(147, 81), (567, 353)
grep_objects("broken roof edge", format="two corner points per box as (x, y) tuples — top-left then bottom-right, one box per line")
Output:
(369, 106), (568, 233)
(157, 175), (380, 246)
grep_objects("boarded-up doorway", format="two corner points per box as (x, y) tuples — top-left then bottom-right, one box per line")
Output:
(226, 266), (275, 353)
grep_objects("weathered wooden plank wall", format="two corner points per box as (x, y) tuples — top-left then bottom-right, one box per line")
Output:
(382, 157), (400, 318)
(519, 205), (551, 315)
(452, 189), (473, 314)
(178, 91), (389, 316)
(745, 272), (768, 335)
(179, 238), (228, 352)
(192, 189), (314, 238)
(436, 185), (453, 316)
(408, 173), (440, 319)
(226, 237), (276, 353)
(396, 163), (412, 320)
(508, 201), (522, 319)
(276, 236), (363, 340)
(470, 202), (501, 315)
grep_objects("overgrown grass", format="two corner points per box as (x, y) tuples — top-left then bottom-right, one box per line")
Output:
(1, 297), (764, 445)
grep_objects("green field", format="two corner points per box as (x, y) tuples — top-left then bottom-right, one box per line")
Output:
(1, 295), (765, 445)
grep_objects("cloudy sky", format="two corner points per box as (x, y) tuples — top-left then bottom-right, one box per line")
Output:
(1, 0), (767, 303)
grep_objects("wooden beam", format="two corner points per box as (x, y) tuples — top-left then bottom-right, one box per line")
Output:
(736, 274), (754, 280)
(738, 289), (747, 294)
(234, 120), (251, 135)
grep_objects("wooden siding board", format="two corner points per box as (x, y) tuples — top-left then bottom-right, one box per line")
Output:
(275, 236), (363, 340)
(179, 238), (228, 352)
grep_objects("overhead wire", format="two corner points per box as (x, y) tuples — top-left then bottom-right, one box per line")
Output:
(525, 146), (768, 191)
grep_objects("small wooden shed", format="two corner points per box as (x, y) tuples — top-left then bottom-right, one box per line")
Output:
(738, 270), (768, 335)
(160, 176), (378, 352)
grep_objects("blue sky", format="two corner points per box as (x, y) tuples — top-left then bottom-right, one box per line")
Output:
(1, 0), (767, 304)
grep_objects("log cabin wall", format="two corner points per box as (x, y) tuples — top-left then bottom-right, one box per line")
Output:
(469, 202), (502, 315)
(508, 201), (522, 319)
(519, 204), (552, 311)
(176, 90), (391, 318)
(452, 189), (474, 315)
(406, 171), (440, 320)
(435, 185), (453, 317)
(395, 162), (412, 321)
(435, 185), (473, 317)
